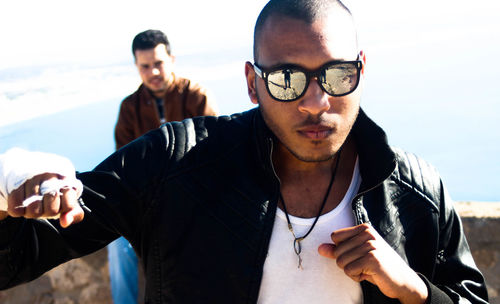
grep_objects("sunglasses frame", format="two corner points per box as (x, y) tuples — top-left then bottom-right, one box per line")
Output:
(253, 59), (363, 102)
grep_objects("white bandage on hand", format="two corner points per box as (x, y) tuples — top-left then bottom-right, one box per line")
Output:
(20, 178), (83, 208)
(0, 148), (83, 216)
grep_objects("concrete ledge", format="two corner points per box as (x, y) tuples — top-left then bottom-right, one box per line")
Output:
(0, 202), (498, 303)
(455, 201), (500, 303)
(455, 201), (500, 218)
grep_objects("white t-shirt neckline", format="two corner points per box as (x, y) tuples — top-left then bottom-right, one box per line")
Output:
(257, 157), (363, 304)
(275, 157), (361, 226)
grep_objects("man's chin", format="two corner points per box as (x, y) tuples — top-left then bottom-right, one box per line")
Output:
(293, 154), (336, 163)
(146, 85), (167, 96)
(287, 146), (338, 163)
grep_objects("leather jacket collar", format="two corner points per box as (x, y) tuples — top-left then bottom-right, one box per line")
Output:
(249, 107), (397, 192)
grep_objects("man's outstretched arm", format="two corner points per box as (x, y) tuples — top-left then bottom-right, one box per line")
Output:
(0, 148), (121, 290)
(0, 129), (170, 290)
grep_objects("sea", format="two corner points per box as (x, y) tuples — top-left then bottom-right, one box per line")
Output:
(1, 40), (499, 202)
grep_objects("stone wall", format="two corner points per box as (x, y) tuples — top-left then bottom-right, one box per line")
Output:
(0, 202), (499, 303)
(0, 247), (111, 304)
(455, 202), (500, 303)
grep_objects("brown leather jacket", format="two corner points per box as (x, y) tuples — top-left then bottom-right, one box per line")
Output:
(114, 74), (217, 149)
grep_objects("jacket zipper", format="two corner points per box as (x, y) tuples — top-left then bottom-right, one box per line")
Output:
(349, 164), (396, 304)
(351, 185), (379, 225)
(350, 161), (396, 225)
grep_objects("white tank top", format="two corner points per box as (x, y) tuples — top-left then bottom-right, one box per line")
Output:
(257, 158), (362, 304)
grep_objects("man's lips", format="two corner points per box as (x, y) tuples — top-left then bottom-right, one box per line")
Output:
(297, 125), (333, 139)
(148, 77), (164, 86)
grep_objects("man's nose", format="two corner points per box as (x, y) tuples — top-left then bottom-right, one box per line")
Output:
(151, 67), (160, 76)
(297, 78), (330, 116)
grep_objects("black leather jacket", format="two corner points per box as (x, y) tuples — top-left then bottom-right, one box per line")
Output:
(0, 108), (488, 303)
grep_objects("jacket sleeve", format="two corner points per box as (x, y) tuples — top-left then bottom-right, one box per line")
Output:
(424, 182), (489, 304)
(114, 97), (137, 150)
(0, 128), (170, 290)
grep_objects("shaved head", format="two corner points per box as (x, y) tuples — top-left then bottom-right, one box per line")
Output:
(253, 0), (356, 62)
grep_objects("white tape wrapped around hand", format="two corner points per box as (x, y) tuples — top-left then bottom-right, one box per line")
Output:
(20, 178), (83, 208)
(0, 148), (83, 212)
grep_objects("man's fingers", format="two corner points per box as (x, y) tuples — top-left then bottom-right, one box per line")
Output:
(323, 223), (428, 301)
(330, 223), (371, 244)
(4, 173), (83, 225)
(336, 239), (378, 269)
(60, 207), (84, 228)
(42, 192), (61, 217)
(342, 252), (378, 280)
(59, 188), (84, 228)
(0, 211), (8, 220)
(24, 178), (43, 218)
(25, 198), (43, 218)
(7, 184), (26, 217)
(319, 224), (378, 261)
(318, 243), (336, 258)
(24, 178), (41, 201)
(332, 228), (376, 261)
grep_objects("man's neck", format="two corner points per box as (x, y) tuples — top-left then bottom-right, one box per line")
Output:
(273, 137), (358, 218)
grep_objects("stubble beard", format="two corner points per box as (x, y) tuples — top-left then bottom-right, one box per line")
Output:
(147, 77), (167, 97)
(257, 97), (347, 164)
(256, 85), (361, 163)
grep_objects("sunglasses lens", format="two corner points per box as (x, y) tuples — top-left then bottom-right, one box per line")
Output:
(322, 63), (359, 96)
(267, 68), (307, 101)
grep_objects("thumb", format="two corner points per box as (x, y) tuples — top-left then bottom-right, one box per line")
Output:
(318, 243), (337, 259)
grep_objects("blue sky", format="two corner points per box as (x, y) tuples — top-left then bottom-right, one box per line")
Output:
(1, 0), (499, 125)
(2, 0), (498, 68)
(2, 0), (499, 124)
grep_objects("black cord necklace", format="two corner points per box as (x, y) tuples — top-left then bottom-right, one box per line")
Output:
(279, 148), (342, 269)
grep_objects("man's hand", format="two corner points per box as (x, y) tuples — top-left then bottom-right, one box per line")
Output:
(5, 173), (84, 228)
(318, 224), (428, 304)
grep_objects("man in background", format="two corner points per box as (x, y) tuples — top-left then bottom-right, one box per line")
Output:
(109, 29), (217, 303)
(114, 29), (217, 148)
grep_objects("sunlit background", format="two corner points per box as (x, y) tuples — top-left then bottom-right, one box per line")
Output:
(0, 0), (499, 201)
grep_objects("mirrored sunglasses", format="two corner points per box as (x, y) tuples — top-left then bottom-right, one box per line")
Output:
(253, 59), (363, 102)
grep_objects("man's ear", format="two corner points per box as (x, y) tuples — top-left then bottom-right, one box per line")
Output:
(245, 61), (259, 105)
(360, 50), (366, 75)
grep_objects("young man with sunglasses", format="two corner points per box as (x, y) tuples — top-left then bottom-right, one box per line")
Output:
(0, 0), (488, 303)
